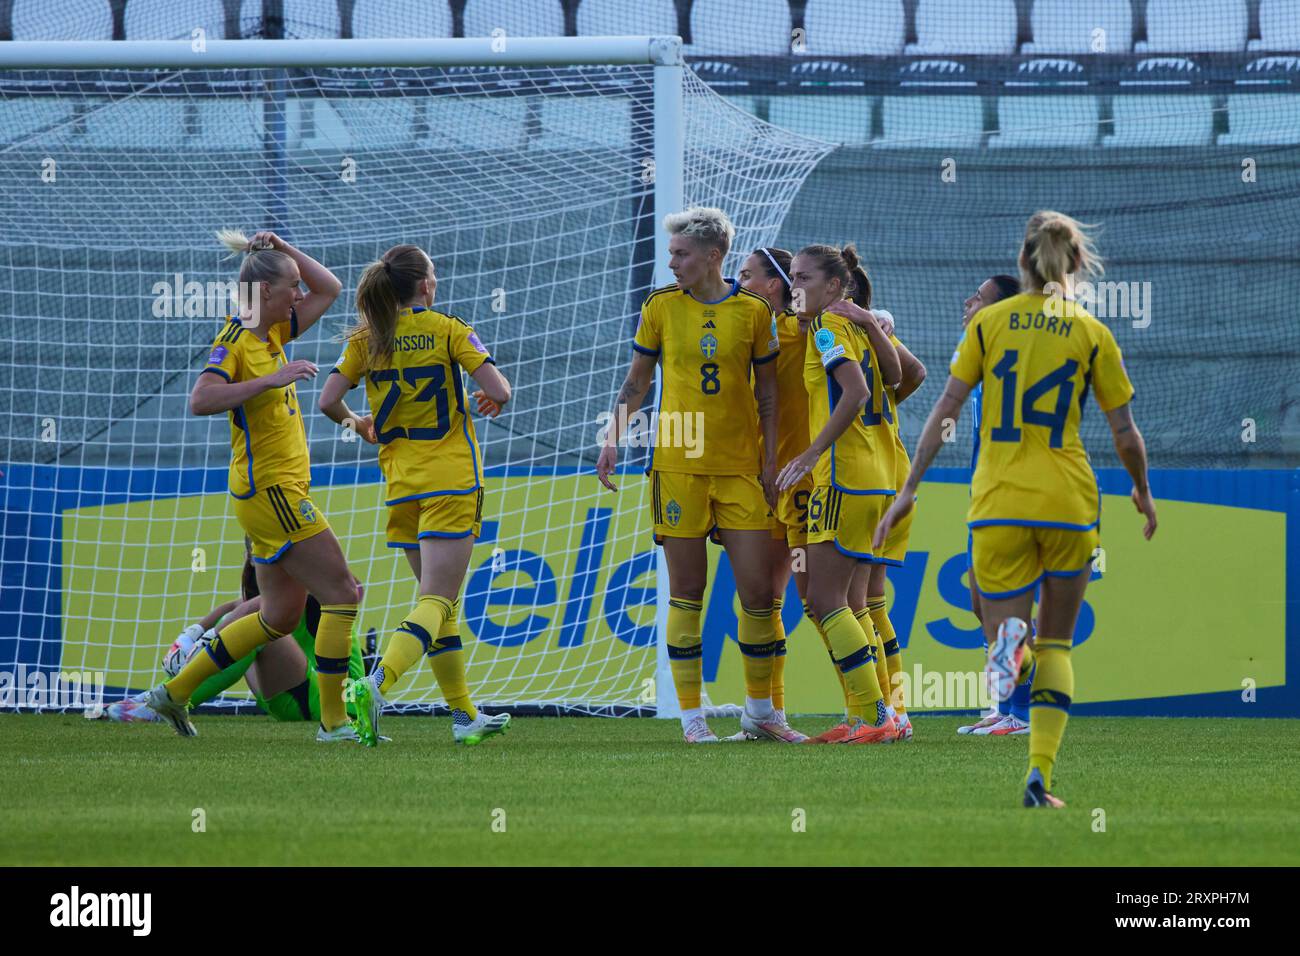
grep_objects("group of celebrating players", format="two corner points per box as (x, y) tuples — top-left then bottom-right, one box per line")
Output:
(126, 201), (1155, 807)
(597, 206), (1156, 808)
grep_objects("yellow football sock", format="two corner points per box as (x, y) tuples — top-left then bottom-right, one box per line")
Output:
(165, 610), (284, 702)
(376, 594), (453, 696)
(426, 599), (476, 720)
(855, 606), (891, 713)
(771, 598), (787, 712)
(807, 599), (849, 714)
(738, 604), (778, 701)
(1026, 637), (1073, 791)
(868, 595), (906, 716)
(314, 603), (357, 730)
(667, 597), (704, 711)
(820, 607), (883, 721)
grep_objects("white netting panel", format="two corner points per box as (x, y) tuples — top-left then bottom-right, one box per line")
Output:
(0, 58), (831, 714)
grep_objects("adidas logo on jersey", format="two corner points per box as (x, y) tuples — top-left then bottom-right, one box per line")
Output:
(702, 320), (716, 328)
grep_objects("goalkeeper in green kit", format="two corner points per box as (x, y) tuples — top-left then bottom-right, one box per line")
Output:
(92, 544), (366, 729)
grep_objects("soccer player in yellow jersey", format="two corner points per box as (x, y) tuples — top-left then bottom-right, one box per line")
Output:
(147, 229), (366, 742)
(777, 244), (902, 745)
(829, 295), (927, 741)
(875, 211), (1157, 806)
(736, 245), (808, 740)
(596, 207), (788, 744)
(319, 244), (512, 747)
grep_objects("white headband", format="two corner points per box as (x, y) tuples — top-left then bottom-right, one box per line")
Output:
(761, 248), (791, 289)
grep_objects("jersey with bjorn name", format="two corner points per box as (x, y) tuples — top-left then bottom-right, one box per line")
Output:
(950, 292), (1134, 529)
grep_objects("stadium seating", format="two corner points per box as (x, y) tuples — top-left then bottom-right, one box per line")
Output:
(768, 95), (874, 145)
(1250, 0), (1300, 51)
(877, 95), (984, 148)
(801, 0), (906, 56)
(688, 0), (792, 56)
(352, 0), (453, 39)
(1103, 94), (1216, 147)
(462, 0), (565, 38)
(83, 100), (190, 148)
(538, 98), (634, 150)
(0, 100), (77, 145)
(12, 0), (112, 39)
(1136, 0), (1248, 53)
(239, 0), (341, 38)
(576, 0), (679, 39)
(1022, 0), (1133, 55)
(907, 0), (1017, 55)
(989, 95), (1099, 147)
(124, 0), (227, 40)
(1219, 93), (1300, 145)
(190, 100), (264, 147)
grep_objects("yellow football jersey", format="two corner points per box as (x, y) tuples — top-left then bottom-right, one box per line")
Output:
(803, 311), (901, 494)
(201, 311), (308, 499)
(950, 292), (1134, 529)
(333, 306), (494, 505)
(632, 280), (777, 475)
(773, 308), (810, 469)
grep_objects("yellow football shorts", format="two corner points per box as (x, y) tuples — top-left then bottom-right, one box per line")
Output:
(969, 523), (1099, 599)
(387, 488), (485, 549)
(651, 471), (772, 541)
(233, 480), (331, 564)
(771, 478), (813, 548)
(805, 485), (911, 564)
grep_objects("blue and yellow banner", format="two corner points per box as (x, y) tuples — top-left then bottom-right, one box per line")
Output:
(1, 464), (1295, 716)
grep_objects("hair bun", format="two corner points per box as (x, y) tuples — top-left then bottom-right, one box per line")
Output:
(841, 244), (860, 271)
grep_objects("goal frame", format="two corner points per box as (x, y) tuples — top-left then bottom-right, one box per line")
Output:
(0, 35), (684, 717)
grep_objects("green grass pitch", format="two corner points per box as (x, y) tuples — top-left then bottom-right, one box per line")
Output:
(4, 713), (1298, 866)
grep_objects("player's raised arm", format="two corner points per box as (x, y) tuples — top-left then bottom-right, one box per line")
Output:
(893, 340), (927, 404)
(823, 251), (901, 389)
(221, 229), (342, 337)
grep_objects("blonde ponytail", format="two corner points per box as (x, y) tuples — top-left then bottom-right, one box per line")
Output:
(1019, 210), (1102, 294)
(214, 227), (291, 315)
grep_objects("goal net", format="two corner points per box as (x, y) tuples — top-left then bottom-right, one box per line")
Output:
(0, 37), (831, 715)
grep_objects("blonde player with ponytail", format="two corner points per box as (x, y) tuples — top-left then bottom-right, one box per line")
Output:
(875, 211), (1156, 806)
(148, 229), (366, 742)
(318, 245), (512, 747)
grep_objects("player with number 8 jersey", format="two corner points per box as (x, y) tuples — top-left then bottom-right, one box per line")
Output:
(598, 207), (794, 744)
